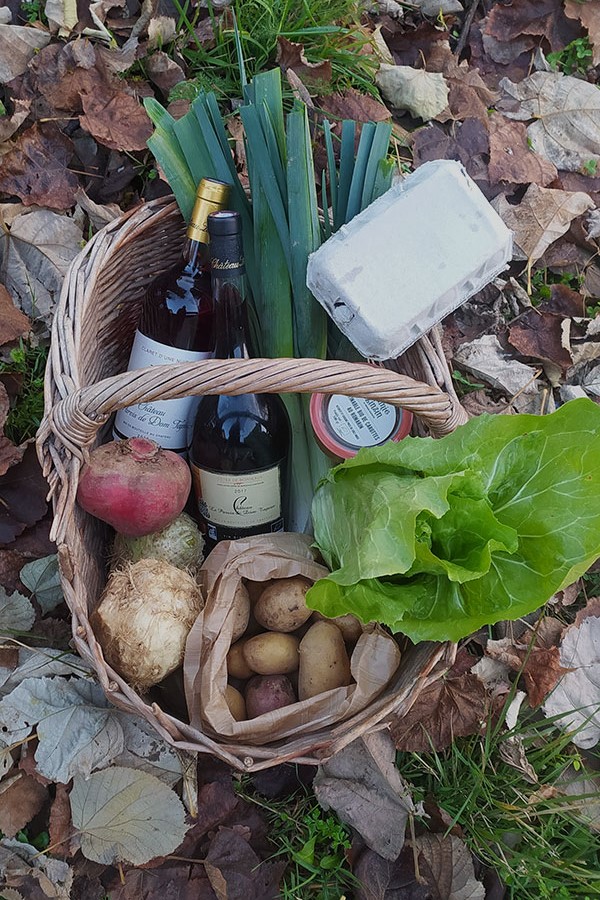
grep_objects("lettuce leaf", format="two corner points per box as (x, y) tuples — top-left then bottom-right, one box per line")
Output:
(307, 398), (600, 642)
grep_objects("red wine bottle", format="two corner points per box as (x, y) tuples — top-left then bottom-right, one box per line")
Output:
(113, 178), (230, 453)
(189, 210), (291, 546)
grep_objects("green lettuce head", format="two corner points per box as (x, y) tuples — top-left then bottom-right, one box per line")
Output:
(307, 398), (600, 642)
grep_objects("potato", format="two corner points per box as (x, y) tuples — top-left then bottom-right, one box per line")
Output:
(311, 611), (363, 643)
(227, 640), (255, 679)
(243, 632), (300, 675)
(231, 581), (251, 642)
(224, 684), (246, 721)
(254, 576), (313, 632)
(298, 621), (352, 700)
(245, 674), (296, 718)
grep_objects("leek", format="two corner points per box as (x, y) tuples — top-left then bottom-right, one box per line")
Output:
(142, 68), (395, 529)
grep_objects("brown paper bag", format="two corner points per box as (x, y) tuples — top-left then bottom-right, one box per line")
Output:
(183, 533), (401, 745)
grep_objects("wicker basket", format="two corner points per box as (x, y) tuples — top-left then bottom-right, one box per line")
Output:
(37, 196), (466, 771)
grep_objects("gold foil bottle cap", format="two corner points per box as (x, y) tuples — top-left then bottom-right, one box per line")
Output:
(187, 178), (231, 244)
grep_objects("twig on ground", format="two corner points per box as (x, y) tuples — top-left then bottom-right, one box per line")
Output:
(455, 0), (480, 58)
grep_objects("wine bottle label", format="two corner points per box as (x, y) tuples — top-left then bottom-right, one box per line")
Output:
(113, 332), (211, 450)
(325, 396), (399, 448)
(191, 464), (282, 529)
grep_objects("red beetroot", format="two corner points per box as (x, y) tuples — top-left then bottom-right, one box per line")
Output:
(76, 437), (191, 537)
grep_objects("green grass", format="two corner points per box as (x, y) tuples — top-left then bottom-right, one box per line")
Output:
(451, 368), (486, 396)
(547, 37), (593, 76)
(168, 0), (379, 102)
(527, 268), (585, 306)
(0, 339), (48, 444)
(397, 713), (600, 899)
(236, 780), (357, 898)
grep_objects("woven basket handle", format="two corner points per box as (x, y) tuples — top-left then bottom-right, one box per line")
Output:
(39, 357), (467, 542)
(46, 356), (467, 449)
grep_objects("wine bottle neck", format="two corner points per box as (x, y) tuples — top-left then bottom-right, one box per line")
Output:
(182, 237), (210, 271)
(213, 277), (253, 360)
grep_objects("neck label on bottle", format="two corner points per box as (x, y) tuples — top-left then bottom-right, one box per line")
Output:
(191, 463), (282, 530)
(113, 332), (212, 450)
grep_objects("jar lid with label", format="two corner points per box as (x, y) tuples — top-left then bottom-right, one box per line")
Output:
(309, 392), (413, 460)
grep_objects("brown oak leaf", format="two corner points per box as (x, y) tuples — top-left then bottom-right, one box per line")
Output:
(485, 0), (582, 54)
(317, 87), (391, 122)
(145, 50), (185, 96)
(204, 826), (285, 900)
(0, 444), (48, 544)
(276, 36), (332, 89)
(412, 118), (494, 198)
(486, 627), (567, 707)
(0, 98), (31, 143)
(386, 22), (449, 68)
(390, 673), (488, 752)
(508, 307), (573, 372)
(426, 41), (498, 124)
(0, 382), (24, 477)
(0, 771), (48, 838)
(105, 865), (218, 899)
(49, 782), (76, 858)
(354, 845), (434, 900)
(0, 122), (79, 210)
(79, 89), (153, 152)
(0, 283), (30, 346)
(0, 514), (55, 595)
(488, 114), (557, 186)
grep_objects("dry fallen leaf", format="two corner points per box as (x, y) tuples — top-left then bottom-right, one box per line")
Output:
(0, 207), (83, 323)
(74, 187), (122, 232)
(543, 608), (600, 748)
(0, 838), (73, 897)
(488, 113), (557, 186)
(80, 89), (153, 152)
(500, 71), (600, 173)
(492, 184), (594, 262)
(0, 100), (32, 144)
(453, 333), (541, 396)
(314, 732), (416, 860)
(508, 307), (574, 373)
(565, 0), (600, 65)
(276, 36), (333, 89)
(145, 50), (186, 95)
(147, 15), (177, 50)
(354, 845), (432, 900)
(556, 763), (600, 832)
(0, 446), (49, 545)
(0, 23), (51, 82)
(0, 771), (48, 838)
(0, 284), (30, 347)
(317, 87), (391, 122)
(49, 782), (76, 859)
(70, 766), (188, 865)
(426, 41), (498, 124)
(391, 672), (488, 752)
(412, 119), (491, 191)
(0, 384), (24, 478)
(376, 64), (449, 121)
(486, 632), (566, 708)
(413, 833), (485, 899)
(485, 0), (581, 54)
(0, 122), (79, 211)
(203, 826), (285, 899)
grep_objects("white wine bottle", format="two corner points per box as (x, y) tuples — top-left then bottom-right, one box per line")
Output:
(189, 210), (291, 547)
(113, 178), (230, 453)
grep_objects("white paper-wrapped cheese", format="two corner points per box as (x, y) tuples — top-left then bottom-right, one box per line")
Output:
(306, 160), (513, 361)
